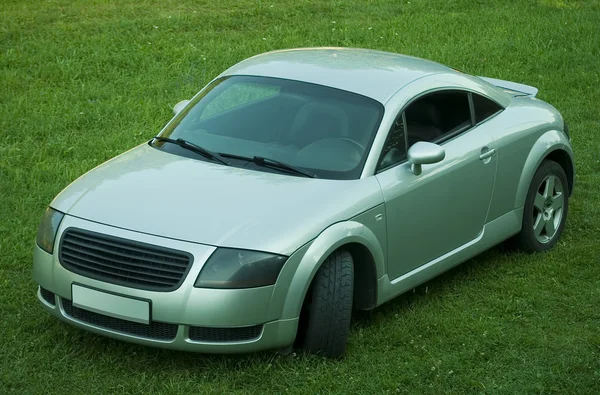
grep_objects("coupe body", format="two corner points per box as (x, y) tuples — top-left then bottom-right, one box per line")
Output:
(34, 48), (574, 357)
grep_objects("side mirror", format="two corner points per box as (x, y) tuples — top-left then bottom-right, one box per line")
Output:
(173, 100), (190, 115)
(407, 142), (445, 175)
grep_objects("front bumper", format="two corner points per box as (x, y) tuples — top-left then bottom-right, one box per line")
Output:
(33, 216), (298, 353)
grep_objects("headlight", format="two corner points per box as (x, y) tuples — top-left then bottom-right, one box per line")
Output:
(36, 207), (65, 254)
(195, 248), (287, 289)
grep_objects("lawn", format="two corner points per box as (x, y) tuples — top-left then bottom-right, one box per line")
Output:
(1, 0), (599, 393)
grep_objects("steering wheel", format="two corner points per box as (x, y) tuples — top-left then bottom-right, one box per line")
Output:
(338, 138), (365, 153)
(297, 138), (364, 167)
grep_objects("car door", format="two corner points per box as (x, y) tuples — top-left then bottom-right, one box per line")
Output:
(375, 90), (498, 280)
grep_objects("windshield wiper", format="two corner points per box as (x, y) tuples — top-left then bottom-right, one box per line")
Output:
(152, 137), (229, 166)
(219, 153), (317, 178)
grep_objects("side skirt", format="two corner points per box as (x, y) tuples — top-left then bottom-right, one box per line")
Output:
(375, 208), (523, 306)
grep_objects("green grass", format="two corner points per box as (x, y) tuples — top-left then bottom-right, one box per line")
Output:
(1, 0), (599, 393)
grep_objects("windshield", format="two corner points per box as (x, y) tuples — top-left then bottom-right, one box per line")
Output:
(154, 76), (384, 179)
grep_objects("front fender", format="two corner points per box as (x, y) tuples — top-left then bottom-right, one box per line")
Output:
(269, 220), (385, 321)
(514, 129), (574, 210)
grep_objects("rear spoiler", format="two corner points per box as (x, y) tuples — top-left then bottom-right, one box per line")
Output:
(478, 76), (538, 97)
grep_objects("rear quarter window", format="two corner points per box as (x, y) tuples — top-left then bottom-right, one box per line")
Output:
(473, 93), (503, 124)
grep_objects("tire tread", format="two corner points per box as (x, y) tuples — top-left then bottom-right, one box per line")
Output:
(303, 250), (354, 358)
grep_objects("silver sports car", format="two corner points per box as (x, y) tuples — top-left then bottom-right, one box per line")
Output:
(34, 48), (574, 358)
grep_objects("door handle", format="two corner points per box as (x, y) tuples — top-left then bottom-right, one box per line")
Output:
(479, 148), (496, 161)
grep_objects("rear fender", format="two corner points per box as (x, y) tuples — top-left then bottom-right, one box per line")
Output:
(514, 130), (574, 210)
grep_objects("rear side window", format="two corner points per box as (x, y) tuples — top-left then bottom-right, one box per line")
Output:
(473, 93), (503, 124)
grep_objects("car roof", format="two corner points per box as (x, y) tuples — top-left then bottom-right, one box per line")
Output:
(220, 48), (455, 103)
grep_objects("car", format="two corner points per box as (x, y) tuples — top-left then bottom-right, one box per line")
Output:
(33, 47), (574, 358)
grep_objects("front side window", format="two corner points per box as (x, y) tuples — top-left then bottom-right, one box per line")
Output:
(377, 113), (407, 171)
(405, 90), (471, 146)
(377, 90), (473, 171)
(155, 76), (384, 180)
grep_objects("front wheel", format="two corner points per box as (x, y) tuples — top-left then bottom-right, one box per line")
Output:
(512, 160), (569, 252)
(302, 249), (354, 358)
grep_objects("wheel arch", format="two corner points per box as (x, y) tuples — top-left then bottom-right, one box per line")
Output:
(545, 149), (574, 196)
(514, 130), (574, 210)
(345, 242), (379, 310)
(273, 220), (385, 321)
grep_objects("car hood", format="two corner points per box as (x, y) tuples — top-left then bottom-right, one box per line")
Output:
(51, 143), (383, 255)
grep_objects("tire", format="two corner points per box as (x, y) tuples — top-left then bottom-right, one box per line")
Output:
(302, 249), (354, 358)
(512, 160), (569, 252)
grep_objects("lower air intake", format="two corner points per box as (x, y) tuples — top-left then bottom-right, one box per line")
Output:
(189, 324), (263, 342)
(40, 287), (56, 306)
(62, 298), (177, 341)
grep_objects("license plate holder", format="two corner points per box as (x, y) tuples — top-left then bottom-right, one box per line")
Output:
(71, 284), (150, 324)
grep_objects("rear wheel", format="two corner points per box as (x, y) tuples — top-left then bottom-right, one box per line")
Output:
(512, 160), (569, 252)
(302, 249), (354, 358)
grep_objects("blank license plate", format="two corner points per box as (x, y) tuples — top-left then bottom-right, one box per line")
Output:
(72, 284), (150, 324)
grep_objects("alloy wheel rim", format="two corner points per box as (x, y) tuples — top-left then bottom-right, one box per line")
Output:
(532, 174), (564, 244)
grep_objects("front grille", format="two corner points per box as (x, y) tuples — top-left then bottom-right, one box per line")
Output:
(189, 325), (263, 342)
(39, 287), (56, 305)
(62, 298), (177, 341)
(59, 228), (192, 291)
